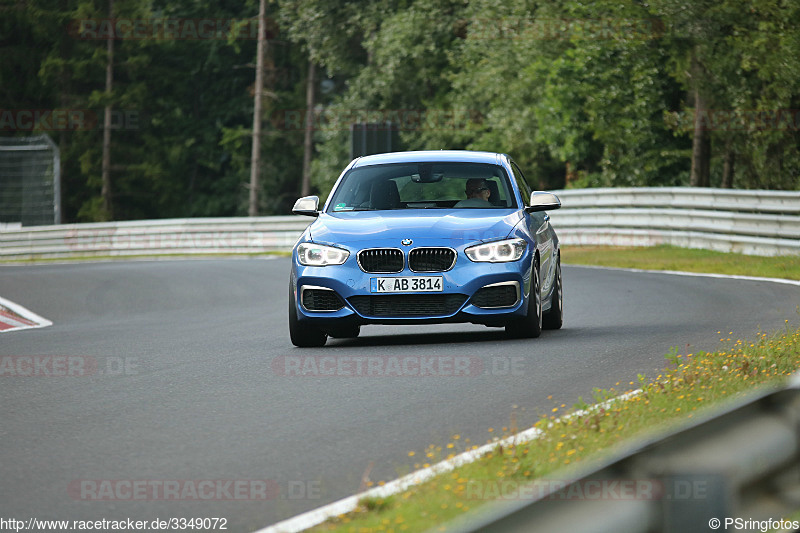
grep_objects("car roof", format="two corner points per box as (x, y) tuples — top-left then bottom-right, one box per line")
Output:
(351, 150), (507, 167)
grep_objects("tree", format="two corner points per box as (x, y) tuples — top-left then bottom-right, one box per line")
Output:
(3, 0), (798, 227)
(101, 0), (114, 217)
(249, 0), (267, 216)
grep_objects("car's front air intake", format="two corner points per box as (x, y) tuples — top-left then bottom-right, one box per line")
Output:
(301, 288), (345, 311)
(472, 282), (520, 308)
(348, 294), (468, 317)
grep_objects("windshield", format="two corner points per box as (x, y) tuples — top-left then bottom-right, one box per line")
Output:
(326, 162), (517, 212)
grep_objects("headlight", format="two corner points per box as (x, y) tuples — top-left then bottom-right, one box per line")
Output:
(465, 238), (527, 262)
(296, 243), (350, 266)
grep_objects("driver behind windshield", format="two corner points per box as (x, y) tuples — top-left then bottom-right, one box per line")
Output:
(454, 178), (492, 208)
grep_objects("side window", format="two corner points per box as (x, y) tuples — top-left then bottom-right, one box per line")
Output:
(511, 162), (532, 204)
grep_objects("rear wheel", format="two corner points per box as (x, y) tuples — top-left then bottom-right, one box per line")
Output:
(506, 259), (542, 338)
(542, 255), (563, 330)
(289, 284), (328, 347)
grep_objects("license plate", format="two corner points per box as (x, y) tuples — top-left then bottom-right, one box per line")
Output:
(371, 276), (443, 293)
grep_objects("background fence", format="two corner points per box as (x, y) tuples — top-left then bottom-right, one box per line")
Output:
(1, 187), (799, 260)
(0, 135), (60, 226)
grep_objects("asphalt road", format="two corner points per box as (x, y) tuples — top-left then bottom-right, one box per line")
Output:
(1, 258), (798, 532)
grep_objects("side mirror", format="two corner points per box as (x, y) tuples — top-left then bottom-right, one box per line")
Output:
(525, 192), (561, 212)
(292, 195), (320, 217)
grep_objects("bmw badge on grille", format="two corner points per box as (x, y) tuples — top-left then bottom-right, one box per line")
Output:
(401, 239), (413, 246)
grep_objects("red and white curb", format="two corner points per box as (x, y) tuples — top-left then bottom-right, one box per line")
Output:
(0, 296), (52, 332)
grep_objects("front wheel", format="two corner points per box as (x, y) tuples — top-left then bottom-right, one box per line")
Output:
(506, 259), (542, 338)
(289, 284), (328, 347)
(542, 255), (563, 330)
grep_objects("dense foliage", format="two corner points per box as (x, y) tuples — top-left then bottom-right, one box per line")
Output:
(1, 0), (798, 222)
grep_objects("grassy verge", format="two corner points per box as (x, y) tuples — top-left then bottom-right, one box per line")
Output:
(561, 244), (800, 280)
(307, 246), (800, 532)
(310, 326), (800, 532)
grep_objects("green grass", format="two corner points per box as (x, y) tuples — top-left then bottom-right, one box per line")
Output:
(306, 245), (800, 532)
(311, 325), (800, 532)
(561, 244), (800, 280)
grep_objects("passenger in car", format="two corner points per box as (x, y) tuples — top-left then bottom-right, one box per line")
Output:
(454, 178), (493, 208)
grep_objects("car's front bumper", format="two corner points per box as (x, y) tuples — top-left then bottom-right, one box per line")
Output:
(291, 251), (534, 327)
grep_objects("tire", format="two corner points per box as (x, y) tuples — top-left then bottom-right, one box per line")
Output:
(327, 325), (361, 339)
(506, 258), (542, 339)
(289, 284), (328, 347)
(542, 255), (563, 330)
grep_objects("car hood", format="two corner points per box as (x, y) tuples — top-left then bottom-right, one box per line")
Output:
(309, 210), (523, 246)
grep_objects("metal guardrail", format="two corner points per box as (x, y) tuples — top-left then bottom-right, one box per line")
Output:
(552, 187), (800, 214)
(550, 187), (800, 256)
(0, 216), (311, 259)
(1, 187), (798, 259)
(445, 375), (800, 533)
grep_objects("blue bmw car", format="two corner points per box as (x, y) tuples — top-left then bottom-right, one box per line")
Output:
(289, 150), (562, 347)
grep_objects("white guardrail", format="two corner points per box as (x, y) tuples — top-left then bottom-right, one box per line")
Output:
(0, 187), (799, 260)
(551, 187), (800, 256)
(0, 216), (311, 260)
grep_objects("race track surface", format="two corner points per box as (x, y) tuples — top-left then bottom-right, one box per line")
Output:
(2, 258), (798, 531)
